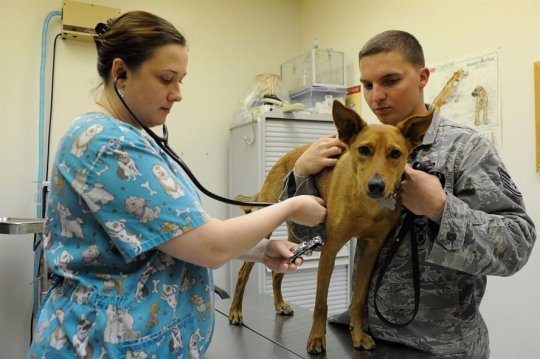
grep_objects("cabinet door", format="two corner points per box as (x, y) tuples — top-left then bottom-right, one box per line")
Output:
(262, 118), (350, 315)
(263, 118), (336, 239)
(229, 114), (350, 315)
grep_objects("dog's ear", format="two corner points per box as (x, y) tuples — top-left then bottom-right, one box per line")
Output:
(332, 100), (367, 145)
(396, 109), (434, 150)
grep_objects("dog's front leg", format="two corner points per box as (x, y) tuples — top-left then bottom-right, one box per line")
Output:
(350, 237), (386, 350)
(306, 245), (340, 354)
(474, 99), (481, 126)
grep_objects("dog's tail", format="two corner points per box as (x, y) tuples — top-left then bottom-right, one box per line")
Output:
(234, 194), (259, 214)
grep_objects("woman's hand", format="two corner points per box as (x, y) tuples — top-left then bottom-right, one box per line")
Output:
(260, 239), (306, 273)
(285, 195), (327, 226)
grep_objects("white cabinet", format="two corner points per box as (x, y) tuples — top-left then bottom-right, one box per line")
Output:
(229, 111), (350, 315)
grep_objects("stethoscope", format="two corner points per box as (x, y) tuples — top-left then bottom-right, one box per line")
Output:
(113, 75), (274, 207)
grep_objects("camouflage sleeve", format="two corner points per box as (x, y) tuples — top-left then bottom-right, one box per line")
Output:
(279, 171), (327, 242)
(426, 132), (536, 276)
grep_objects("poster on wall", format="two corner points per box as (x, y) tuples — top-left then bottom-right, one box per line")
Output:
(425, 48), (501, 149)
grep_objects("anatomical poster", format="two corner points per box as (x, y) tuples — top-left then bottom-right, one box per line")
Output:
(425, 48), (501, 149)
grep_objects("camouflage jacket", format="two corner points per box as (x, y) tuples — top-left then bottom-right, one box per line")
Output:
(280, 110), (536, 358)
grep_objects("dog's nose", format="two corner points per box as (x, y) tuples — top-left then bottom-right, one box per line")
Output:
(368, 178), (386, 198)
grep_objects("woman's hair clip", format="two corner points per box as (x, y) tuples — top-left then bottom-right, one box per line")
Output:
(95, 22), (109, 36)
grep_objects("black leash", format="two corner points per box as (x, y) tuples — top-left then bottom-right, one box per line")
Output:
(373, 160), (445, 328)
(373, 210), (420, 328)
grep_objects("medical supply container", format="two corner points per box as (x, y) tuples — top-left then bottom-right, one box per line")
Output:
(280, 48), (346, 94)
(289, 86), (347, 113)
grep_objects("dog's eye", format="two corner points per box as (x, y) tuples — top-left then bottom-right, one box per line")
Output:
(357, 146), (371, 156)
(389, 149), (401, 159)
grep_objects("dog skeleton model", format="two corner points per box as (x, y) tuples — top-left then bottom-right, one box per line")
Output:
(431, 68), (467, 111)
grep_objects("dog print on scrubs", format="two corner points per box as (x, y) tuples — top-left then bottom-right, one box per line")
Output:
(71, 284), (93, 304)
(169, 325), (183, 352)
(180, 267), (197, 292)
(111, 145), (142, 181)
(135, 265), (154, 302)
(73, 314), (95, 358)
(49, 309), (68, 349)
(152, 163), (185, 198)
(81, 244), (100, 266)
(95, 272), (125, 295)
(147, 302), (160, 328)
(57, 202), (84, 239)
(190, 295), (212, 321)
(55, 250), (78, 279)
(188, 328), (205, 359)
(160, 283), (179, 316)
(104, 219), (143, 254)
(70, 123), (104, 157)
(104, 304), (120, 344)
(71, 168), (115, 212)
(125, 195), (161, 223)
(28, 112), (214, 358)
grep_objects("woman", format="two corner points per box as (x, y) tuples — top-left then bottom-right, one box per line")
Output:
(27, 11), (326, 358)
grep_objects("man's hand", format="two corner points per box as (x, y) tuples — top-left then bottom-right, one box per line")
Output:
(295, 135), (347, 176)
(401, 163), (447, 219)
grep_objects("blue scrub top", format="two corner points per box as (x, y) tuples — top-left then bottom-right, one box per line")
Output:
(28, 112), (215, 358)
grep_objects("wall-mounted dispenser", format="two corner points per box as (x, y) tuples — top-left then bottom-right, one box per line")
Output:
(61, 0), (120, 42)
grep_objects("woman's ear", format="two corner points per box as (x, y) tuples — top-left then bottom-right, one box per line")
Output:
(111, 58), (127, 82)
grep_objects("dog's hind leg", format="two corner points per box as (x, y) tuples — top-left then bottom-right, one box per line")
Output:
(273, 229), (300, 316)
(228, 261), (255, 325)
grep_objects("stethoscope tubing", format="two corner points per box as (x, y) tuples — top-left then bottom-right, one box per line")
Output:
(113, 77), (274, 208)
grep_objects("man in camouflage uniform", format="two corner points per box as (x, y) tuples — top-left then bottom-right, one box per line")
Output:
(280, 30), (536, 358)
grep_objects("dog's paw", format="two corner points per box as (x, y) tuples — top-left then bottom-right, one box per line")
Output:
(274, 302), (294, 316)
(307, 336), (326, 354)
(227, 310), (243, 325)
(352, 332), (376, 350)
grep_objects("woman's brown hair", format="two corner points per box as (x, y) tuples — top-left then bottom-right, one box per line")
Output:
(94, 11), (186, 84)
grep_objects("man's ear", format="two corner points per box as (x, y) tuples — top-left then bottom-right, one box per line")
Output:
(418, 66), (430, 89)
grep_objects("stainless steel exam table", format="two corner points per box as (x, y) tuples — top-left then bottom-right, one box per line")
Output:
(207, 293), (438, 358)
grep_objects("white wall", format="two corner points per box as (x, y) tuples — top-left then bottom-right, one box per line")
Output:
(1, 0), (539, 358)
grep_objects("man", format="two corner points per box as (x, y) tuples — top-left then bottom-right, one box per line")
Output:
(281, 30), (536, 357)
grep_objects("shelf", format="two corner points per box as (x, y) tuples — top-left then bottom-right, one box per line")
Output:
(0, 217), (45, 235)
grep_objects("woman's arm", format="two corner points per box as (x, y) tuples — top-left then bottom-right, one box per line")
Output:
(158, 195), (326, 269)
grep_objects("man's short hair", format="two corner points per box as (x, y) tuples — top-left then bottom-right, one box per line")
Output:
(358, 30), (425, 68)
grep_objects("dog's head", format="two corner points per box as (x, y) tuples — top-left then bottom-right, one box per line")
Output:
(332, 100), (433, 200)
(471, 85), (484, 97)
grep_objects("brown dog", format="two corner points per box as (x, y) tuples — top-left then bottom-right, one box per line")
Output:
(228, 100), (433, 354)
(472, 85), (488, 126)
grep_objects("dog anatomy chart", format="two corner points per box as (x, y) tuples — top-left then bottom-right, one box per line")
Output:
(425, 49), (501, 149)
